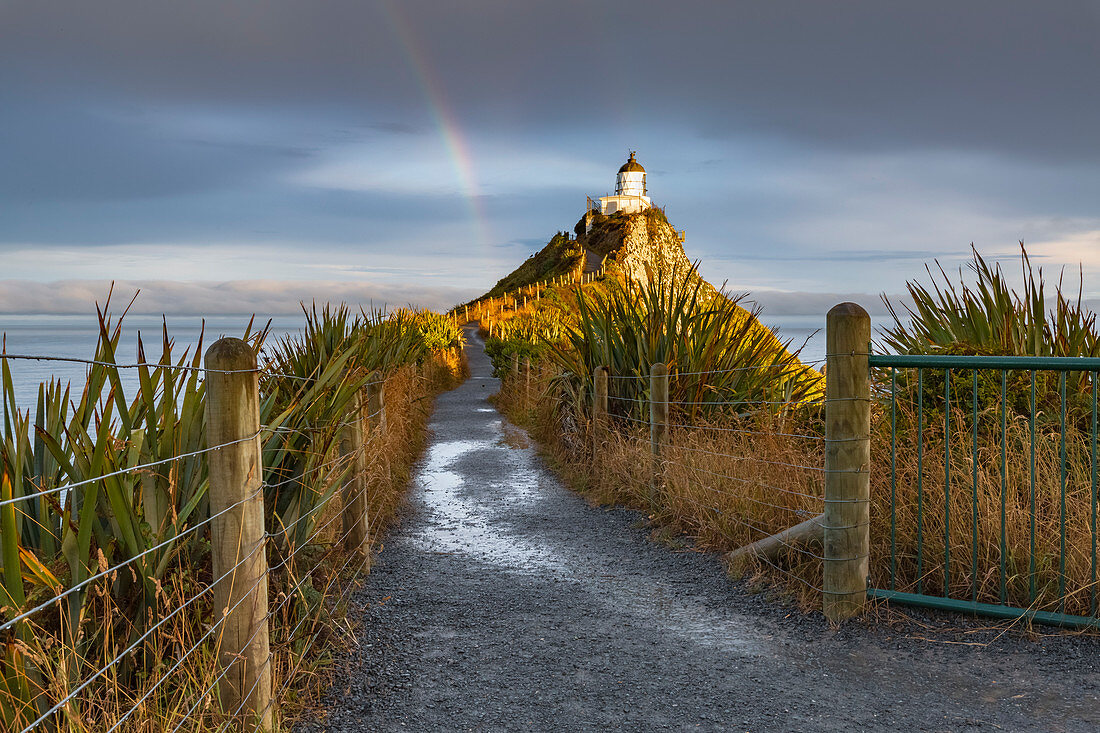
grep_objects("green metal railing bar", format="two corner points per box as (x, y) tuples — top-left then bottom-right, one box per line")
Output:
(868, 589), (1100, 630)
(944, 368), (951, 597)
(1000, 371), (1007, 605)
(890, 367), (897, 591)
(1060, 372), (1067, 613)
(1093, 374), (1098, 617)
(971, 371), (978, 604)
(917, 367), (924, 595)
(869, 354), (1100, 371)
(1030, 372), (1037, 603)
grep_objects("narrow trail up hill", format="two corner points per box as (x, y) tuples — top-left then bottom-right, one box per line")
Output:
(301, 328), (1100, 732)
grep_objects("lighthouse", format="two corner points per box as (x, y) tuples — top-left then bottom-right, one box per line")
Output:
(615, 151), (647, 198)
(589, 152), (653, 223)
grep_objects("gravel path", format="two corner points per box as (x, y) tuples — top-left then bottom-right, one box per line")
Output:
(301, 327), (1100, 732)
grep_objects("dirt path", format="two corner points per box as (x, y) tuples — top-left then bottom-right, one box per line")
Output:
(583, 247), (602, 274)
(301, 328), (1099, 732)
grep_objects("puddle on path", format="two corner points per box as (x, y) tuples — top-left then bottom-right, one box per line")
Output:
(409, 437), (568, 572)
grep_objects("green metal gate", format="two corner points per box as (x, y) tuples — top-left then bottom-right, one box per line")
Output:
(867, 353), (1100, 628)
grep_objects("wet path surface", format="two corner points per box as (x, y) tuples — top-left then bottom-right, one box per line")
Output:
(303, 328), (1100, 732)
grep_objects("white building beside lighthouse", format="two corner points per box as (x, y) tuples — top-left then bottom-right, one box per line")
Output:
(590, 152), (652, 218)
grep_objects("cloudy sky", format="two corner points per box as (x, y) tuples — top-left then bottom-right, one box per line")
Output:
(1, 1), (1097, 314)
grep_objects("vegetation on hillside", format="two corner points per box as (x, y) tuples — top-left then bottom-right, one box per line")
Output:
(477, 232), (584, 302)
(474, 207), (686, 311)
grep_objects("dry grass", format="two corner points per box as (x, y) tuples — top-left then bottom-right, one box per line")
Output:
(871, 393), (1100, 618)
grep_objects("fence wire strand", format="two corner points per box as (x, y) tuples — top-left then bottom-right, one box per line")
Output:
(0, 429), (265, 509)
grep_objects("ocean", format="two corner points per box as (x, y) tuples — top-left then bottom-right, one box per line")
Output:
(0, 314), (304, 411)
(761, 314), (892, 366)
(0, 313), (888, 411)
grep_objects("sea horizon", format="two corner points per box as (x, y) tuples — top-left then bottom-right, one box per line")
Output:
(0, 311), (896, 410)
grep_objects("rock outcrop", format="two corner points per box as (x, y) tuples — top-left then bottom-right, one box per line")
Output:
(578, 208), (692, 282)
(474, 208), (693, 303)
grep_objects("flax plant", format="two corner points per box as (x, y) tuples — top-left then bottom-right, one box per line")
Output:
(1, 294), (267, 726)
(882, 244), (1100, 359)
(547, 264), (823, 422)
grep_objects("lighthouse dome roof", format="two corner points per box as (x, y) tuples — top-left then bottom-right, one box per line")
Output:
(618, 152), (645, 173)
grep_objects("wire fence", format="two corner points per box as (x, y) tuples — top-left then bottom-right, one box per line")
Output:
(505, 356), (838, 601)
(649, 394), (829, 596)
(0, 347), (393, 731)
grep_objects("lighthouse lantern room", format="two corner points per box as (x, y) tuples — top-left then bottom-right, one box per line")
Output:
(588, 152), (652, 227)
(615, 151), (647, 197)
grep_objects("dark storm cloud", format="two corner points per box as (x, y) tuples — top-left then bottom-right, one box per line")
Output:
(0, 180), (477, 246)
(0, 95), (319, 202)
(0, 1), (1098, 303)
(3, 1), (1096, 160)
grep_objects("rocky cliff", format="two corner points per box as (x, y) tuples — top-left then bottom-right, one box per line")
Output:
(579, 208), (692, 282)
(474, 208), (694, 302)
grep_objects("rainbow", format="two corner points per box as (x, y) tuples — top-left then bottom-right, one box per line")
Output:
(377, 1), (493, 252)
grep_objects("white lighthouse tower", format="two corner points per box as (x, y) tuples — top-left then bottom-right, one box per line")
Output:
(592, 152), (652, 219)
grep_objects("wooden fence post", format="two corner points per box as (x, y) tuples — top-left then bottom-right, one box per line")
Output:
(649, 362), (669, 502)
(205, 338), (273, 731)
(364, 369), (385, 431)
(365, 371), (387, 467)
(523, 356), (532, 404)
(824, 303), (871, 622)
(340, 386), (369, 561)
(593, 365), (609, 452)
(512, 353), (520, 376)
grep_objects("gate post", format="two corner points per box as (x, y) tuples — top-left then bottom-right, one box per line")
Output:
(205, 338), (273, 730)
(824, 303), (871, 622)
(649, 362), (669, 503)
